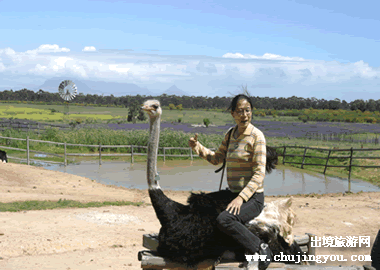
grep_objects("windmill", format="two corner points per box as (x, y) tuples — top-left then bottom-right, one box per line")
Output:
(58, 80), (77, 116)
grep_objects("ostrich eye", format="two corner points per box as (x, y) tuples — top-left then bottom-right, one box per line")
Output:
(152, 104), (158, 109)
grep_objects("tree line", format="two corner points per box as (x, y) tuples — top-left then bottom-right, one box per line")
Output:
(1, 88), (379, 112)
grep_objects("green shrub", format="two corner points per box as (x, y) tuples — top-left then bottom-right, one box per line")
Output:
(203, 118), (210, 127)
(74, 118), (83, 124)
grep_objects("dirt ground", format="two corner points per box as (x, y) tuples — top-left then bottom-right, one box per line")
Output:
(0, 163), (379, 270)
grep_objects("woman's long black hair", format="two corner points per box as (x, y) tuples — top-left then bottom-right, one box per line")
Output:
(227, 94), (254, 112)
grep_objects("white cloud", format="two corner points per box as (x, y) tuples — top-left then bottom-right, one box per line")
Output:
(32, 64), (47, 72)
(26, 44), (70, 54)
(55, 57), (72, 67)
(82, 46), (96, 52)
(1, 45), (380, 101)
(108, 64), (131, 73)
(0, 47), (23, 64)
(353, 60), (378, 78)
(223, 52), (305, 61)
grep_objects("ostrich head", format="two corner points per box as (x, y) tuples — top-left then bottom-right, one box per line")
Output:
(141, 100), (162, 189)
(141, 100), (162, 119)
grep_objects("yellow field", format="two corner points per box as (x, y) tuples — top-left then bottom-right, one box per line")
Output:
(0, 105), (119, 122)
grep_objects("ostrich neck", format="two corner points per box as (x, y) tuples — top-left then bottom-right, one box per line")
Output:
(147, 113), (161, 189)
(147, 111), (184, 226)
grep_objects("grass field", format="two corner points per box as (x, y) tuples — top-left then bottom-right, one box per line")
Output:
(0, 103), (295, 125)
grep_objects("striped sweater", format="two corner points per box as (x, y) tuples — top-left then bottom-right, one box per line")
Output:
(192, 123), (266, 202)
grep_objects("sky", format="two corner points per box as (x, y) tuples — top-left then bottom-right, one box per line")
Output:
(1, 0), (380, 102)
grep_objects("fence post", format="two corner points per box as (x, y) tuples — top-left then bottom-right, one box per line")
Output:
(324, 150), (331, 174)
(190, 147), (193, 161)
(99, 142), (102, 165)
(64, 142), (67, 166)
(131, 145), (134, 163)
(282, 146), (286, 164)
(27, 136), (29, 165)
(301, 147), (308, 169)
(163, 147), (166, 162)
(348, 147), (353, 192)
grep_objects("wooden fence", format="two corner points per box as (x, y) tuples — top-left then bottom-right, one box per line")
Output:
(1, 135), (380, 192)
(305, 131), (380, 145)
(0, 135), (203, 167)
(273, 145), (380, 192)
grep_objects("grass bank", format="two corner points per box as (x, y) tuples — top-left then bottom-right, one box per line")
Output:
(0, 199), (144, 212)
(0, 192), (367, 213)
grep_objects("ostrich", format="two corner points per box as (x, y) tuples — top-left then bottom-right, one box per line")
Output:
(141, 100), (303, 269)
(0, 150), (7, 163)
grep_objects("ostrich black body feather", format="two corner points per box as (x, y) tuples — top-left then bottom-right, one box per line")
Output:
(149, 188), (303, 267)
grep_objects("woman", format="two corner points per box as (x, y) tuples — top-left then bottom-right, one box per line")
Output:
(188, 94), (271, 270)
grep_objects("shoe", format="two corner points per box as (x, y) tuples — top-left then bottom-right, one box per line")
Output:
(258, 243), (272, 270)
(244, 256), (259, 270)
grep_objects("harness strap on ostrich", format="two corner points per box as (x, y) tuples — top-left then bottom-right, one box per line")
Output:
(215, 126), (234, 190)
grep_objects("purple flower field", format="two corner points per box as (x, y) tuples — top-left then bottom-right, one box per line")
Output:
(104, 120), (380, 138)
(5, 117), (380, 140)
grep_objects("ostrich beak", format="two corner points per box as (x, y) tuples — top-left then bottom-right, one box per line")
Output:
(141, 103), (158, 113)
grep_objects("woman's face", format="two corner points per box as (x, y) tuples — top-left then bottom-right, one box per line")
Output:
(231, 99), (252, 130)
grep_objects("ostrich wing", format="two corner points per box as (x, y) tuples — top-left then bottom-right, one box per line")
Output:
(149, 189), (186, 226)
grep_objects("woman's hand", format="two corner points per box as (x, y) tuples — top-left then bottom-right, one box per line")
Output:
(188, 133), (198, 148)
(226, 196), (244, 215)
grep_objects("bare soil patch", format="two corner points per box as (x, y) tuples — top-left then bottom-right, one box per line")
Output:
(0, 163), (379, 269)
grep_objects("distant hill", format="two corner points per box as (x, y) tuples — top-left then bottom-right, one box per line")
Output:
(36, 77), (159, 96)
(36, 78), (188, 97)
(36, 77), (188, 96)
(38, 77), (93, 94)
(162, 85), (189, 96)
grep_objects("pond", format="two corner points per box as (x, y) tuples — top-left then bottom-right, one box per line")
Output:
(37, 158), (380, 195)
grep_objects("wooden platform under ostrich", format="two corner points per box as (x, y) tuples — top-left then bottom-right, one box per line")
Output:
(138, 233), (368, 270)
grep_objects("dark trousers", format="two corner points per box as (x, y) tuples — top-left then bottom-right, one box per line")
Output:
(206, 190), (265, 254)
(372, 229), (380, 269)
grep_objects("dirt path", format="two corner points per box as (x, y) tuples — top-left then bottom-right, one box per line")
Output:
(0, 163), (379, 269)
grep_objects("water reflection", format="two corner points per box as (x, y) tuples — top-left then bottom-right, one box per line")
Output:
(39, 158), (380, 195)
